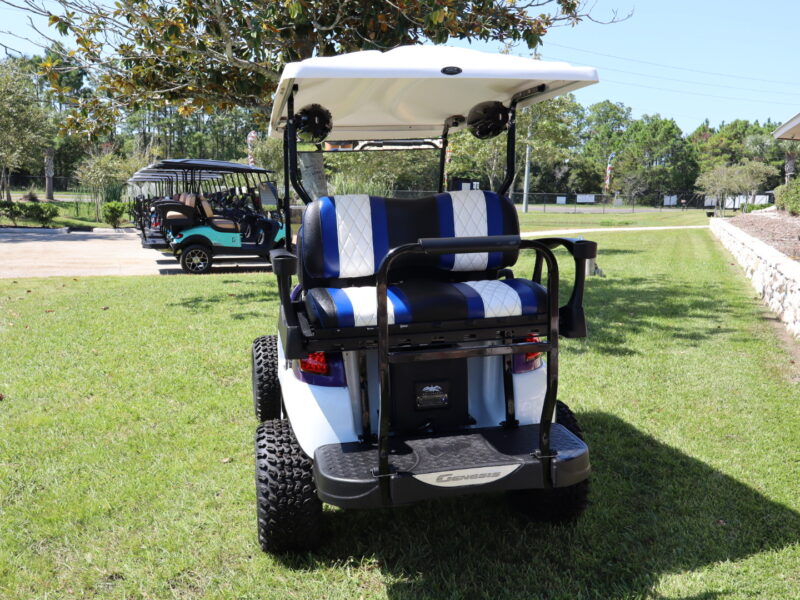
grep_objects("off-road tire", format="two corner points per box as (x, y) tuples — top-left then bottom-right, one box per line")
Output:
(179, 244), (213, 274)
(252, 335), (282, 421)
(508, 400), (590, 522)
(255, 419), (322, 553)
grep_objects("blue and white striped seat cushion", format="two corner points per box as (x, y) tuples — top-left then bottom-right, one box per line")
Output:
(300, 190), (519, 282)
(305, 278), (546, 328)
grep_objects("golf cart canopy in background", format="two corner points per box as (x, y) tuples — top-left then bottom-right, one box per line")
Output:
(127, 159), (273, 193)
(128, 171), (225, 184)
(128, 159), (271, 181)
(155, 158), (271, 174)
(773, 112), (800, 140)
(269, 45), (598, 141)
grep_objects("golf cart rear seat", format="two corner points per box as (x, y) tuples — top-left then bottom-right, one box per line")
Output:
(299, 190), (546, 328)
(165, 194), (196, 220)
(199, 198), (239, 232)
(160, 194), (197, 230)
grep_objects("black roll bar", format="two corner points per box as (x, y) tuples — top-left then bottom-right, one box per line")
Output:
(374, 237), (564, 501)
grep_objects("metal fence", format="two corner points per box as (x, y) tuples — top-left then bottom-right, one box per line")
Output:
(507, 192), (711, 212)
(392, 190), (712, 212)
(3, 175), (129, 205)
(7, 174), (79, 193)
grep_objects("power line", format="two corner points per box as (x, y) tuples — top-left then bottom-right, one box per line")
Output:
(541, 53), (800, 98)
(600, 77), (800, 107)
(544, 41), (800, 88)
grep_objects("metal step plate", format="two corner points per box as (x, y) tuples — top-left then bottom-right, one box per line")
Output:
(313, 424), (589, 508)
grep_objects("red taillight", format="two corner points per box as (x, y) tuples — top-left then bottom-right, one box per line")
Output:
(525, 334), (542, 361)
(300, 352), (329, 375)
(175, 233), (183, 239)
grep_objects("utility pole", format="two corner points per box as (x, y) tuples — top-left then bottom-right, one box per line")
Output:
(522, 141), (531, 213)
(521, 121), (532, 213)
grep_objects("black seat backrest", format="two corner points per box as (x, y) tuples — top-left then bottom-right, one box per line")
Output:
(298, 190), (519, 289)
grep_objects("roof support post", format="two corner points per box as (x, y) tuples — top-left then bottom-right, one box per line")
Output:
(286, 87), (314, 206)
(282, 128), (293, 251)
(498, 100), (518, 198)
(437, 123), (450, 193)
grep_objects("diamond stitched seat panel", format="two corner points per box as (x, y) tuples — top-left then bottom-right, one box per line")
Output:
(299, 190), (520, 287)
(305, 278), (546, 328)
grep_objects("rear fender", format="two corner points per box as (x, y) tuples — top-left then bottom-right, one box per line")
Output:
(174, 235), (213, 253)
(276, 332), (359, 456)
(176, 225), (241, 248)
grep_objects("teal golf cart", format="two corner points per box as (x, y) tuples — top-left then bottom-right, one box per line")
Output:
(128, 159), (286, 272)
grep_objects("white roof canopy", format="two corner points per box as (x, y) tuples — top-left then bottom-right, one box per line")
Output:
(269, 45), (598, 141)
(774, 112), (800, 140)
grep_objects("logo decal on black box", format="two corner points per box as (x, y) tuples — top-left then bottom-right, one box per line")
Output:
(415, 381), (449, 410)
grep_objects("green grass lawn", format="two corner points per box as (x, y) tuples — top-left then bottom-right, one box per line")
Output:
(1, 229), (798, 599)
(517, 208), (709, 232)
(0, 200), (128, 229)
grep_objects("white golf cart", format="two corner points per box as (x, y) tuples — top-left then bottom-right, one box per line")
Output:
(253, 45), (599, 552)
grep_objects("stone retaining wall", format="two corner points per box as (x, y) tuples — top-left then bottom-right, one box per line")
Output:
(710, 218), (800, 338)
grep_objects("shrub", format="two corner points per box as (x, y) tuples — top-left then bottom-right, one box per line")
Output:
(328, 170), (392, 197)
(0, 200), (24, 225)
(23, 202), (60, 227)
(102, 201), (127, 228)
(741, 203), (761, 214)
(22, 186), (38, 202)
(774, 182), (800, 216)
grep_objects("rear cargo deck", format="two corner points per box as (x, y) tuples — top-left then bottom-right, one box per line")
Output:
(314, 423), (589, 508)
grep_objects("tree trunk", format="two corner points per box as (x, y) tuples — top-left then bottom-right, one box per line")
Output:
(2, 167), (11, 202)
(785, 152), (796, 184)
(45, 147), (55, 201)
(298, 152), (328, 200)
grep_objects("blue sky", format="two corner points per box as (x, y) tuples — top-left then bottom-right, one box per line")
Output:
(534, 0), (800, 134)
(2, 0), (799, 136)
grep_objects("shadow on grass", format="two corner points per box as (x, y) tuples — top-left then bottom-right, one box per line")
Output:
(154, 257), (274, 276)
(596, 248), (643, 256)
(581, 276), (738, 356)
(167, 288), (278, 311)
(156, 266), (275, 276)
(275, 412), (799, 600)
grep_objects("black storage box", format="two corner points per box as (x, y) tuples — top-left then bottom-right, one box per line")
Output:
(389, 358), (469, 433)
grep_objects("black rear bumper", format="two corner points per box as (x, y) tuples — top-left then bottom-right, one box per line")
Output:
(313, 423), (589, 509)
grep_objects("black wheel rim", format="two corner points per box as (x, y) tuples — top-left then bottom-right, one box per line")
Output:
(184, 249), (209, 272)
